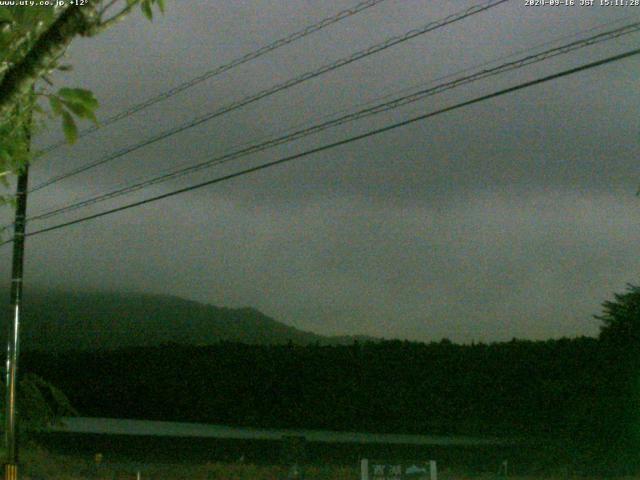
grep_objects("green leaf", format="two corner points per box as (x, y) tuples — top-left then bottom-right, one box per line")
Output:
(12, 5), (51, 30)
(60, 99), (86, 116)
(141, 0), (153, 20)
(0, 7), (13, 24)
(0, 146), (11, 167)
(60, 100), (98, 126)
(48, 96), (63, 115)
(0, 193), (16, 208)
(155, 0), (165, 14)
(58, 88), (98, 110)
(9, 148), (28, 170)
(61, 111), (77, 144)
(29, 6), (54, 29)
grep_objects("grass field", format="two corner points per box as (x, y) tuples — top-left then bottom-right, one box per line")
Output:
(20, 445), (356, 479)
(10, 445), (640, 480)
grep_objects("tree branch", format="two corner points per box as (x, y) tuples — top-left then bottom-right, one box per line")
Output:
(0, 1), (101, 121)
(98, 0), (120, 16)
(93, 1), (138, 35)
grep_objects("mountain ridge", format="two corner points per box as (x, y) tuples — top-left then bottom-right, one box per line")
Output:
(0, 289), (377, 351)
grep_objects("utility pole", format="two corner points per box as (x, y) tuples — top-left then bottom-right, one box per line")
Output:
(4, 164), (28, 480)
(4, 97), (31, 480)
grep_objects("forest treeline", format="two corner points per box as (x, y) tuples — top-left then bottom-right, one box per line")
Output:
(21, 337), (638, 461)
(19, 284), (640, 470)
(22, 337), (606, 436)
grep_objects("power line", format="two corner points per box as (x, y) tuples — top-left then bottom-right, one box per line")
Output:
(30, 0), (508, 193)
(4, 45), (638, 246)
(30, 12), (638, 217)
(25, 20), (640, 224)
(30, 12), (640, 208)
(37, 0), (389, 156)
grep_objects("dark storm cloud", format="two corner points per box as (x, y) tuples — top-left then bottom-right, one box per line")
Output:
(1, 0), (639, 342)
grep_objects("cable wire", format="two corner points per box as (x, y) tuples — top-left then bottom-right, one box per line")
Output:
(37, 0), (390, 155)
(3, 45), (637, 246)
(30, 0), (508, 192)
(25, 20), (640, 223)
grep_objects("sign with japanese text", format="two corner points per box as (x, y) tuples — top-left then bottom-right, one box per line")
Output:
(366, 461), (430, 480)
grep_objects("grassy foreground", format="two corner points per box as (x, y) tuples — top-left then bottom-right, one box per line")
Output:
(18, 445), (355, 479)
(10, 446), (640, 480)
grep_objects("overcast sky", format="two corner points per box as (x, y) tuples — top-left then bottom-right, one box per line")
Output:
(1, 0), (640, 343)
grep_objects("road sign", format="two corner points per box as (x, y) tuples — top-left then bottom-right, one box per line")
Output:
(361, 459), (436, 480)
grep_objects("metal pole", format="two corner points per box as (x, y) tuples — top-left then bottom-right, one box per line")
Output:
(360, 458), (368, 480)
(4, 164), (29, 480)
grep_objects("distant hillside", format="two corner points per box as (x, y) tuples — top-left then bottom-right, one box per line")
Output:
(0, 290), (375, 351)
